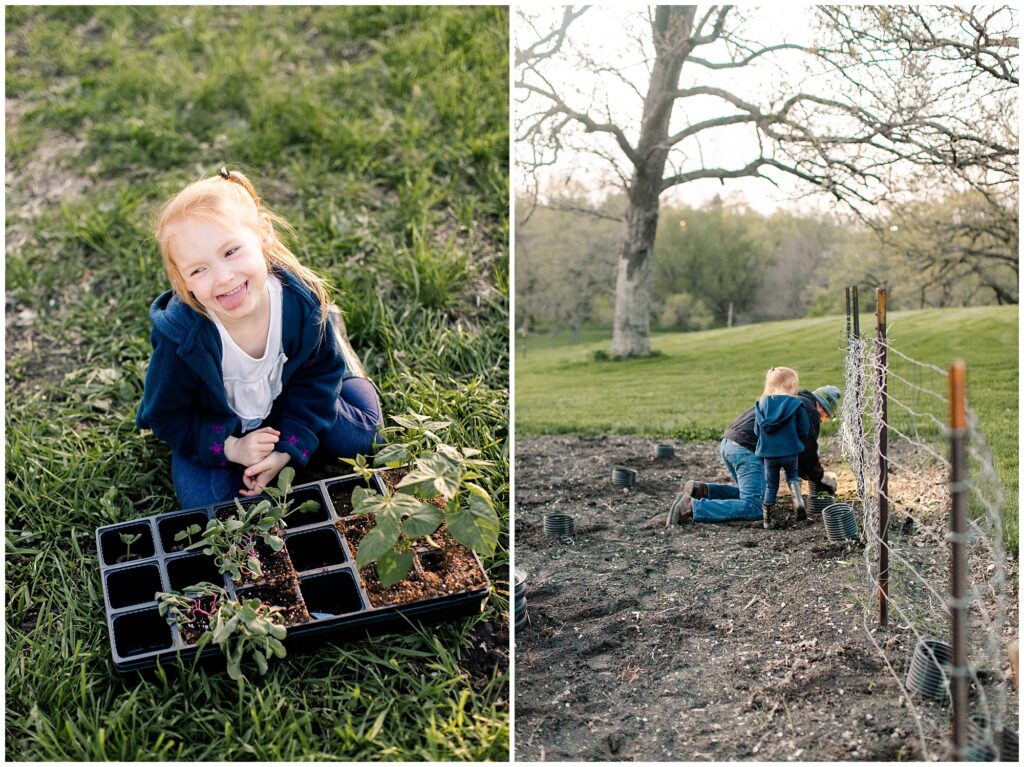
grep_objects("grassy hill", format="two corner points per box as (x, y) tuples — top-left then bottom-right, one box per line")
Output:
(515, 306), (1018, 546)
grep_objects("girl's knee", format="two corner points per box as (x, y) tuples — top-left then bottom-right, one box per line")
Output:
(171, 454), (239, 507)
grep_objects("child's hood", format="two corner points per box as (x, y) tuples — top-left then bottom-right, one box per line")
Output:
(149, 289), (199, 340)
(755, 395), (803, 433)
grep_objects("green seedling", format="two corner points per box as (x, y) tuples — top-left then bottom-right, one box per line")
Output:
(200, 597), (287, 681)
(156, 585), (287, 681)
(118, 532), (142, 561)
(351, 414), (500, 587)
(340, 453), (379, 484)
(173, 523), (202, 548)
(191, 467), (320, 581)
(156, 582), (228, 626)
(368, 413), (453, 468)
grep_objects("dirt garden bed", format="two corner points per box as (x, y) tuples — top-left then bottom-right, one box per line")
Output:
(514, 434), (1018, 762)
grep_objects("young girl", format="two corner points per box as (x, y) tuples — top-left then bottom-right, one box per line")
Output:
(754, 366), (809, 529)
(137, 168), (382, 508)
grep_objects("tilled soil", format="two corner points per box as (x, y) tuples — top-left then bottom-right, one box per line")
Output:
(514, 435), (1018, 762)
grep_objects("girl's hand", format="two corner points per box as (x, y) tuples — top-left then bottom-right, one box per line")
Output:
(239, 450), (292, 496)
(224, 428), (280, 467)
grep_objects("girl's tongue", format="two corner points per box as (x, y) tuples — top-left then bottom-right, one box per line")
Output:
(217, 281), (247, 311)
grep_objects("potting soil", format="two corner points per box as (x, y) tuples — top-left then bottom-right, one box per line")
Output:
(339, 518), (489, 607)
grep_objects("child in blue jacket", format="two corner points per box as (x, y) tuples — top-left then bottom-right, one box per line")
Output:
(754, 367), (809, 529)
(137, 168), (381, 508)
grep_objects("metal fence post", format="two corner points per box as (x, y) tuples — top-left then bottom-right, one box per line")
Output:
(852, 286), (860, 338)
(846, 286), (852, 341)
(949, 361), (969, 759)
(876, 288), (889, 627)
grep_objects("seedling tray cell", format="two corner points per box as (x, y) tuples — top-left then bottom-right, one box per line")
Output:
(326, 476), (376, 517)
(157, 509), (211, 554)
(112, 607), (175, 661)
(99, 520), (156, 565)
(96, 472), (491, 674)
(285, 527), (347, 571)
(105, 562), (164, 611)
(166, 552), (227, 592)
(298, 568), (366, 618)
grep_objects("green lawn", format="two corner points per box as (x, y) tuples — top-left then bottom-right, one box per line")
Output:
(6, 6), (508, 760)
(516, 307), (1018, 546)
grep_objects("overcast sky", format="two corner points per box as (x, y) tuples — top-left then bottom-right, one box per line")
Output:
(514, 5), (892, 215)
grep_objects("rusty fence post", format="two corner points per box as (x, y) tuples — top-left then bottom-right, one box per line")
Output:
(948, 361), (969, 759)
(875, 288), (889, 627)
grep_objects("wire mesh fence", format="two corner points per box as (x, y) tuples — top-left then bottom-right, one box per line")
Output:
(836, 290), (1017, 760)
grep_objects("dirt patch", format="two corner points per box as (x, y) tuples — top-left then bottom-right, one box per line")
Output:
(5, 123), (92, 225)
(514, 434), (1018, 762)
(461, 617), (510, 696)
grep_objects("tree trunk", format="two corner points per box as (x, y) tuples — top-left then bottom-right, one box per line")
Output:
(611, 6), (694, 358)
(612, 188), (658, 356)
(727, 301), (734, 328)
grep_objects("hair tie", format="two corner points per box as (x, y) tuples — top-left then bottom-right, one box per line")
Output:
(218, 166), (230, 179)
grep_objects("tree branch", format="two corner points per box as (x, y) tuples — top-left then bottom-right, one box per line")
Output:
(685, 43), (805, 69)
(515, 6), (589, 67)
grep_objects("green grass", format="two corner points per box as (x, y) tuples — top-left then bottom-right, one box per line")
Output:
(5, 6), (508, 761)
(516, 307), (1018, 547)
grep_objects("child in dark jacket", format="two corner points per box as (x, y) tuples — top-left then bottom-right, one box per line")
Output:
(137, 168), (382, 508)
(754, 367), (810, 529)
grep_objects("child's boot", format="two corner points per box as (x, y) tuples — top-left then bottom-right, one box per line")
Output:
(762, 503), (773, 530)
(790, 481), (806, 521)
(327, 304), (370, 380)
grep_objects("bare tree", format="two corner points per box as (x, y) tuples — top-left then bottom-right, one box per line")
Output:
(516, 5), (1018, 356)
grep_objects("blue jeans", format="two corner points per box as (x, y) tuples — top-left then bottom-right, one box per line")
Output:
(172, 378), (382, 508)
(691, 438), (765, 522)
(763, 455), (798, 505)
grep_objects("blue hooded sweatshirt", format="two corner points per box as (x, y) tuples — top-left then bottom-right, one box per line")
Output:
(753, 394), (810, 459)
(136, 268), (346, 468)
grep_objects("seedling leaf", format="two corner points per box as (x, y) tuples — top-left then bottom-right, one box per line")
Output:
(373, 442), (411, 467)
(276, 467), (295, 495)
(398, 451), (463, 499)
(246, 556), (262, 578)
(376, 549), (414, 586)
(402, 503), (443, 539)
(356, 517), (401, 566)
(447, 493), (499, 556)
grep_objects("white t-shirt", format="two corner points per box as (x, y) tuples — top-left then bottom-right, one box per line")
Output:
(212, 275), (287, 432)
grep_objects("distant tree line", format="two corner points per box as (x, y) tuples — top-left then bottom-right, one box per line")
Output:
(515, 188), (1017, 338)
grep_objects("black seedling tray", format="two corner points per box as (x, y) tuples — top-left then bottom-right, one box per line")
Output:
(96, 472), (491, 674)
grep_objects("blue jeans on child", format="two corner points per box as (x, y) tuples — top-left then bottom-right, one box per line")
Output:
(691, 438), (765, 522)
(171, 378), (382, 508)
(763, 455), (799, 505)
